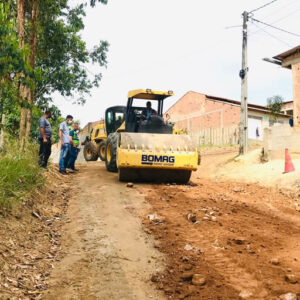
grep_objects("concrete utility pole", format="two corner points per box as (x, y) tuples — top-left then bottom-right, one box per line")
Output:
(239, 11), (249, 155)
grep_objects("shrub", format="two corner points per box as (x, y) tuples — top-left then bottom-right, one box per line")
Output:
(0, 139), (44, 210)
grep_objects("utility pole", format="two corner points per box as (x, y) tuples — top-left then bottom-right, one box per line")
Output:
(239, 11), (249, 155)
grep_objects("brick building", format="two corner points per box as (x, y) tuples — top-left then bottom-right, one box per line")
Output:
(281, 101), (293, 116)
(273, 45), (300, 126)
(263, 46), (300, 159)
(165, 91), (289, 143)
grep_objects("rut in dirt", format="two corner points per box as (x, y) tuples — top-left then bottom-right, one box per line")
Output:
(44, 163), (164, 300)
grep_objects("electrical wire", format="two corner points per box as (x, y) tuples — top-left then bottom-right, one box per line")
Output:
(257, 0), (299, 21)
(250, 0), (280, 14)
(250, 7), (300, 35)
(264, 6), (300, 25)
(251, 17), (300, 37)
(226, 0), (298, 34)
(251, 22), (292, 47)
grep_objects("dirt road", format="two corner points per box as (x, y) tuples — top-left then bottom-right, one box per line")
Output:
(143, 178), (300, 299)
(44, 163), (164, 300)
(43, 151), (300, 299)
(139, 150), (300, 299)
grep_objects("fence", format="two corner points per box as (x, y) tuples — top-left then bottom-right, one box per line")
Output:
(190, 126), (239, 146)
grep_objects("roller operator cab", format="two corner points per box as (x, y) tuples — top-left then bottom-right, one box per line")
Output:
(104, 89), (199, 184)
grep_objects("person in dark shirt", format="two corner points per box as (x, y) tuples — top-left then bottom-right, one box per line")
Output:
(38, 110), (52, 168)
(141, 101), (157, 120)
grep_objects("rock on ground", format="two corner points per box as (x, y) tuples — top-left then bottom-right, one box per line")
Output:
(279, 293), (298, 300)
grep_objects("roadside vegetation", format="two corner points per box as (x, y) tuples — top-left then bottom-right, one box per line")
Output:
(0, 1), (109, 146)
(0, 139), (43, 210)
(0, 0), (108, 210)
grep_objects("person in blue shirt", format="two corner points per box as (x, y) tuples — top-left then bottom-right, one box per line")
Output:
(59, 115), (73, 174)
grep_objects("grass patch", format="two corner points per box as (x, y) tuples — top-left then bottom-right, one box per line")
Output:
(0, 139), (44, 210)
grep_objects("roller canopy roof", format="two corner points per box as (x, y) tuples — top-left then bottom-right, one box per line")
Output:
(128, 89), (174, 100)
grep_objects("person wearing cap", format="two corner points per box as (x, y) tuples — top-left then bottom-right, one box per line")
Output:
(59, 115), (73, 174)
(38, 110), (52, 168)
(67, 123), (80, 172)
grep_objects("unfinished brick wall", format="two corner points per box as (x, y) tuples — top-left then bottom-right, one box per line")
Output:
(166, 91), (240, 133)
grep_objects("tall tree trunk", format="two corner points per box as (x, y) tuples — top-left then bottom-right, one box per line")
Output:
(0, 83), (5, 149)
(17, 0), (25, 49)
(17, 0), (27, 149)
(0, 114), (6, 149)
(25, 0), (38, 139)
(25, 93), (33, 138)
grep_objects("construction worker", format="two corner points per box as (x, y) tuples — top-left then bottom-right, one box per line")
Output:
(115, 115), (123, 129)
(38, 110), (52, 169)
(67, 123), (80, 172)
(59, 115), (73, 174)
(141, 101), (157, 120)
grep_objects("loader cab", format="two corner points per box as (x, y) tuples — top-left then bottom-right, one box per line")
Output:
(125, 89), (174, 134)
(105, 106), (126, 136)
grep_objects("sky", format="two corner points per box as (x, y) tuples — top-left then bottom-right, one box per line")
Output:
(53, 0), (300, 127)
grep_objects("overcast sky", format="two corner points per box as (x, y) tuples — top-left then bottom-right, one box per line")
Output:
(53, 0), (300, 126)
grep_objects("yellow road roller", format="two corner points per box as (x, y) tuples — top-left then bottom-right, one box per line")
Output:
(104, 89), (199, 183)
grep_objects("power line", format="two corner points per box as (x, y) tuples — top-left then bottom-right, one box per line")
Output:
(263, 6), (300, 26)
(256, 0), (299, 21)
(250, 0), (280, 14)
(250, 7), (300, 36)
(251, 22), (292, 47)
(250, 17), (300, 37)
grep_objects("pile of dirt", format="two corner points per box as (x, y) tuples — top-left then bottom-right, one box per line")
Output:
(0, 167), (71, 299)
(217, 149), (300, 190)
(141, 179), (300, 299)
(197, 147), (300, 190)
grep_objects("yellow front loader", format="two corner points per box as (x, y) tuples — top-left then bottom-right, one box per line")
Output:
(83, 123), (107, 161)
(104, 89), (199, 184)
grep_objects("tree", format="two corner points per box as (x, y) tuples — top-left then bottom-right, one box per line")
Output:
(267, 95), (284, 121)
(0, 1), (77, 146)
(90, 0), (108, 7)
(25, 0), (39, 138)
(1, 0), (109, 145)
(34, 2), (109, 107)
(0, 2), (27, 148)
(26, 1), (109, 138)
(17, 0), (30, 149)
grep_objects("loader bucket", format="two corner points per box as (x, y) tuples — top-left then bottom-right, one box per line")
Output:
(117, 133), (198, 184)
